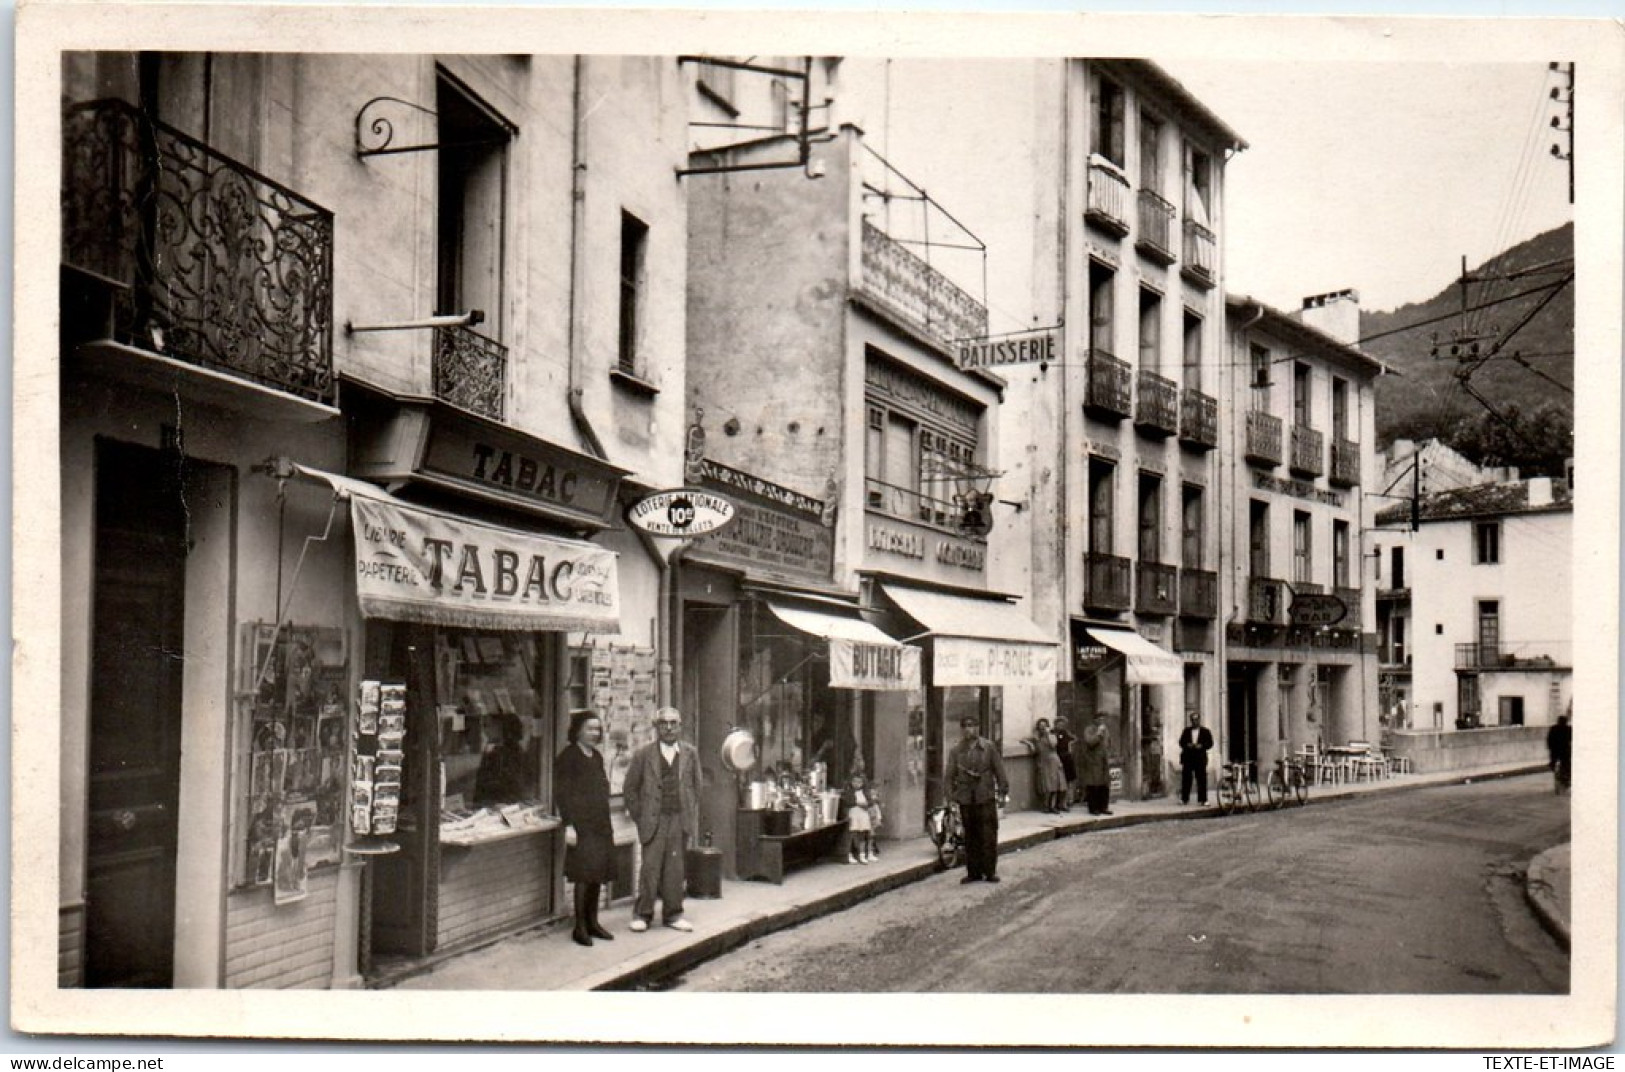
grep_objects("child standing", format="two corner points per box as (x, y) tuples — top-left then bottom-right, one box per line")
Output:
(842, 772), (882, 864)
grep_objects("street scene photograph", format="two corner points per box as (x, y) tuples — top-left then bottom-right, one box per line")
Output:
(11, 3), (1619, 1053)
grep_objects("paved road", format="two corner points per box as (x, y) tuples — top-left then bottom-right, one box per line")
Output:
(672, 774), (1569, 993)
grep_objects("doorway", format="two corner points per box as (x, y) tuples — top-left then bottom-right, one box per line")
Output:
(85, 441), (189, 987)
(1225, 666), (1258, 767)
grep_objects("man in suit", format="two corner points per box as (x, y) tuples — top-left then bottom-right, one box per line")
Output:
(1178, 709), (1215, 806)
(622, 706), (703, 932)
(946, 715), (1009, 885)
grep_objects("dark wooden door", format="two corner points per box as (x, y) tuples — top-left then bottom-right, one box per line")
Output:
(85, 441), (188, 988)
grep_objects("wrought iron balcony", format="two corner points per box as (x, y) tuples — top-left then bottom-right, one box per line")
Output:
(1178, 567), (1218, 619)
(1290, 424), (1325, 478)
(1085, 349), (1133, 420)
(1084, 551), (1133, 612)
(1330, 437), (1362, 487)
(1454, 642), (1570, 671)
(1085, 160), (1131, 237)
(1248, 576), (1287, 624)
(1179, 388), (1218, 451)
(61, 99), (335, 406)
(1181, 219), (1217, 288)
(1245, 411), (1284, 467)
(1135, 188), (1176, 265)
(864, 477), (975, 535)
(1134, 369), (1180, 437)
(433, 324), (508, 421)
(858, 220), (987, 352)
(1135, 560), (1178, 616)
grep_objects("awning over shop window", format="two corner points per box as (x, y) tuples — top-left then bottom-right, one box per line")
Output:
(1085, 626), (1184, 686)
(765, 602), (921, 691)
(293, 464), (621, 634)
(877, 583), (1058, 687)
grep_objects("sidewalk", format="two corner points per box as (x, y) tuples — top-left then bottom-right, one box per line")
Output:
(380, 760), (1554, 992)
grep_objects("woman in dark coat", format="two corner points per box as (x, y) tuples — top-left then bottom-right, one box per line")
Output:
(555, 709), (616, 946)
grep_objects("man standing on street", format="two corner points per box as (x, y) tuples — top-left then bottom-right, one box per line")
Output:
(1546, 714), (1572, 795)
(1178, 709), (1215, 806)
(1080, 711), (1114, 816)
(622, 706), (703, 933)
(946, 715), (1008, 884)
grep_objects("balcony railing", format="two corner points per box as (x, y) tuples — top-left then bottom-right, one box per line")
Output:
(1454, 642), (1571, 671)
(1330, 437), (1362, 487)
(1085, 160), (1131, 237)
(1136, 561), (1179, 616)
(1085, 349), (1133, 420)
(859, 220), (987, 351)
(433, 324), (508, 421)
(864, 477), (971, 534)
(1290, 425), (1325, 477)
(1178, 567), (1219, 619)
(1248, 576), (1287, 624)
(1179, 388), (1218, 450)
(1134, 369), (1180, 437)
(1245, 411), (1284, 467)
(1181, 219), (1217, 288)
(1135, 188), (1177, 265)
(61, 99), (335, 405)
(1084, 551), (1133, 612)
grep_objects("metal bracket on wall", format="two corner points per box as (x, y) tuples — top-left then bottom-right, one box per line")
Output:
(354, 96), (510, 159)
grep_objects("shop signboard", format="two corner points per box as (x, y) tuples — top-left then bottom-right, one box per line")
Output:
(625, 488), (737, 539)
(349, 493), (620, 633)
(933, 637), (1058, 687)
(828, 639), (922, 691)
(954, 326), (1061, 372)
(684, 460), (836, 588)
(1289, 592), (1348, 627)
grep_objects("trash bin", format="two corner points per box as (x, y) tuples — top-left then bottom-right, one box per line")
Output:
(686, 845), (723, 899)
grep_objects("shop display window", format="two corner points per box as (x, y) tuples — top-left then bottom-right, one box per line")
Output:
(738, 606), (856, 787)
(435, 630), (541, 812)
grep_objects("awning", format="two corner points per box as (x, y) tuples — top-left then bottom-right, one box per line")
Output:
(293, 463), (621, 634)
(1085, 626), (1184, 686)
(878, 583), (1058, 687)
(764, 602), (921, 691)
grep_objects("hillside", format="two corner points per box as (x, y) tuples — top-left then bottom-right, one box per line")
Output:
(1361, 222), (1574, 476)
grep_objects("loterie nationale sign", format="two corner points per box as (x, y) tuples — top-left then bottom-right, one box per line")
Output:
(625, 489), (738, 539)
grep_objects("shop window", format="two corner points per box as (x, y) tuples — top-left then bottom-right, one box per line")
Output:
(738, 603), (858, 790)
(435, 630), (542, 810)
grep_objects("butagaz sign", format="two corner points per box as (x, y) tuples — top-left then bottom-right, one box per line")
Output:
(626, 489), (737, 539)
(955, 327), (1060, 371)
(829, 639), (922, 691)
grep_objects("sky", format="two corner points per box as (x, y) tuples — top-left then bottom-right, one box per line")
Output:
(834, 57), (1574, 329)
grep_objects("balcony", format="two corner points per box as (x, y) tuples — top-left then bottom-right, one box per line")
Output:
(1290, 424), (1325, 478)
(1178, 567), (1218, 619)
(1133, 369), (1180, 437)
(1179, 388), (1218, 451)
(1180, 219), (1217, 288)
(61, 99), (335, 407)
(1135, 189), (1177, 265)
(1245, 411), (1284, 467)
(433, 324), (508, 421)
(1085, 160), (1131, 237)
(1084, 349), (1133, 421)
(1454, 643), (1571, 671)
(1084, 551), (1133, 612)
(1248, 576), (1287, 624)
(859, 220), (988, 354)
(1135, 561), (1178, 616)
(864, 477), (975, 535)
(1330, 437), (1362, 487)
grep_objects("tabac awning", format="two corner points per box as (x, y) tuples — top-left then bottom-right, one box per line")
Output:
(1085, 626), (1184, 686)
(764, 602), (921, 691)
(293, 463), (621, 634)
(878, 583), (1058, 687)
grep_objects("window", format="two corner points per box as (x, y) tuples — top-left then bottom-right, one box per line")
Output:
(1477, 600), (1501, 659)
(1184, 143), (1213, 226)
(1093, 76), (1126, 167)
(1292, 510), (1313, 585)
(1138, 472), (1162, 563)
(1333, 520), (1351, 588)
(1332, 377), (1350, 440)
(1089, 459), (1116, 555)
(1392, 616), (1407, 665)
(1181, 484), (1205, 569)
(1248, 499), (1270, 577)
(1474, 521), (1501, 564)
(1089, 260), (1116, 354)
(437, 72), (512, 333)
(1250, 344), (1272, 410)
(1293, 363), (1312, 427)
(1138, 288), (1162, 373)
(1139, 112), (1163, 194)
(1183, 665), (1201, 721)
(863, 355), (983, 529)
(1182, 311), (1203, 392)
(618, 211), (649, 374)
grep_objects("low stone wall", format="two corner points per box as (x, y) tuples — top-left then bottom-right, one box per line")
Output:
(1387, 725), (1548, 774)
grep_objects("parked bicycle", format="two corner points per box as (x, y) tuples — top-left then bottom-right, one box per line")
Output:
(1214, 760), (1258, 814)
(926, 800), (965, 871)
(1265, 751), (1312, 808)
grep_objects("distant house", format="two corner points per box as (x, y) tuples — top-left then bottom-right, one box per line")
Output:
(1380, 437), (1520, 498)
(1374, 477), (1572, 732)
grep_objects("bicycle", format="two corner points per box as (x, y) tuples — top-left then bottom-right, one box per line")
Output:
(926, 800), (965, 871)
(1265, 752), (1312, 808)
(1214, 761), (1258, 814)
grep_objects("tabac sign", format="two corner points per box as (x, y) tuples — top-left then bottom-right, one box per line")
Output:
(955, 325), (1062, 372)
(626, 489), (738, 539)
